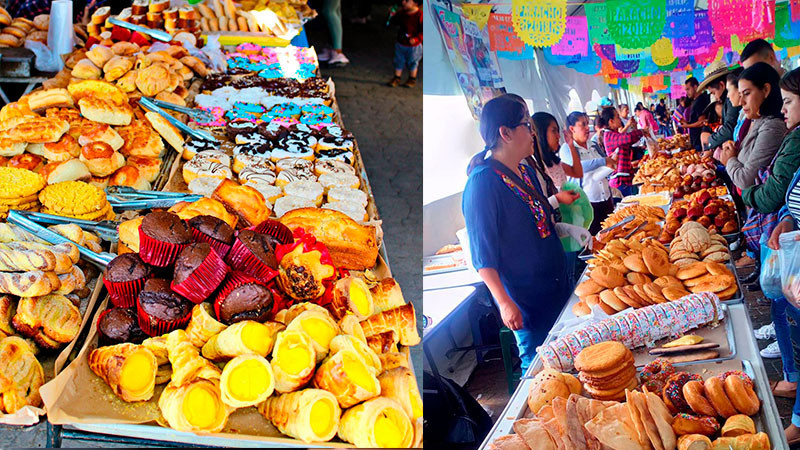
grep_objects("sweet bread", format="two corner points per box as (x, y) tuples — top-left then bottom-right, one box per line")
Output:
(370, 278), (406, 313)
(85, 45), (114, 68)
(40, 160), (92, 184)
(0, 336), (44, 413)
(710, 433), (770, 450)
(703, 376), (738, 418)
(211, 179), (271, 228)
(78, 123), (124, 150)
(12, 294), (80, 349)
(360, 303), (419, 347)
(110, 41), (140, 56)
(80, 142), (126, 177)
(722, 373), (759, 415)
(109, 165), (151, 190)
(271, 330), (316, 393)
(55, 265), (86, 295)
(338, 397), (414, 448)
(117, 120), (165, 158)
(219, 354), (274, 408)
(126, 156), (161, 183)
(720, 414), (756, 437)
(71, 59), (101, 79)
(67, 79), (128, 106)
(202, 320), (283, 361)
(0, 270), (59, 297)
(259, 389), (341, 443)
(43, 135), (81, 162)
(0, 116), (69, 143)
(677, 434), (712, 450)
(144, 111), (184, 152)
(136, 63), (171, 96)
(330, 276), (374, 320)
(89, 343), (157, 402)
(159, 378), (230, 433)
(103, 56), (134, 82)
(27, 88), (74, 113)
(78, 96), (133, 126)
(366, 330), (400, 354)
(314, 349), (380, 408)
(285, 309), (339, 363)
(378, 366), (423, 420)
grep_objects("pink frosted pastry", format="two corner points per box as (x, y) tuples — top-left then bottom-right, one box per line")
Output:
(236, 43), (261, 54)
(272, 117), (300, 128)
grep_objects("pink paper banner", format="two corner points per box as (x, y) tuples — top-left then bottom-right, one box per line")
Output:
(671, 83), (687, 98)
(551, 16), (589, 56)
(708, 0), (756, 38)
(793, 0), (800, 21)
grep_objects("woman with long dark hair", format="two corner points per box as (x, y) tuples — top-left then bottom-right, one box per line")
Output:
(462, 94), (578, 372)
(530, 112), (582, 190)
(601, 106), (647, 196)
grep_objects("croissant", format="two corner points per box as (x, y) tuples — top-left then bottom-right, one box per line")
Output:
(202, 320), (284, 361)
(285, 310), (339, 363)
(135, 63), (170, 96)
(0, 336), (44, 413)
(366, 330), (399, 354)
(88, 343), (157, 402)
(103, 55), (133, 82)
(360, 303), (420, 346)
(185, 303), (227, 348)
(710, 432), (770, 450)
(12, 294), (80, 349)
(379, 351), (409, 372)
(219, 354), (274, 408)
(370, 278), (406, 313)
(338, 314), (367, 343)
(271, 330), (316, 393)
(338, 397), (414, 448)
(258, 389), (341, 443)
(329, 334), (381, 376)
(165, 329), (220, 386)
(314, 349), (380, 408)
(158, 378), (230, 433)
(378, 367), (422, 421)
(330, 276), (374, 320)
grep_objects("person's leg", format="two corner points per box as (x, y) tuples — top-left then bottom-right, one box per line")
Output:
(773, 297), (799, 391)
(388, 43), (405, 86)
(786, 305), (800, 441)
(321, 0), (346, 59)
(402, 44), (422, 87)
(511, 328), (536, 374)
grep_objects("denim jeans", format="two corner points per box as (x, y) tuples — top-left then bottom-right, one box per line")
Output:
(512, 327), (538, 374)
(786, 303), (800, 426)
(773, 296), (799, 382)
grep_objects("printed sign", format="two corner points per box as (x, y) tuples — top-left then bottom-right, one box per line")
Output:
(462, 18), (505, 88)
(551, 16), (588, 56)
(511, 0), (567, 47)
(606, 0), (667, 50)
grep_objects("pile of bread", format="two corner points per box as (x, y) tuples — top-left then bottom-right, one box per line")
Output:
(596, 205), (663, 244)
(668, 222), (731, 266)
(194, 0), (292, 36)
(88, 2), (201, 38)
(0, 10), (48, 48)
(634, 151), (702, 194)
(660, 195), (738, 243)
(0, 80), (186, 190)
(656, 134), (691, 151)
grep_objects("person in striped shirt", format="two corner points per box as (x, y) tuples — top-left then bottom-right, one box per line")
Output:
(600, 107), (648, 197)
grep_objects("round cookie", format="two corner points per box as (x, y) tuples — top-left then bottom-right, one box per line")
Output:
(574, 341), (630, 373)
(0, 167), (45, 199)
(39, 180), (107, 215)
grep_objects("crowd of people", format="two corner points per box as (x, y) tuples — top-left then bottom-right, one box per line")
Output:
(461, 38), (800, 444)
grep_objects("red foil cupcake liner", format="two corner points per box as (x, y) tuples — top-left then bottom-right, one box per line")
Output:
(224, 238), (280, 283)
(247, 219), (294, 245)
(103, 274), (151, 308)
(138, 227), (191, 268)
(214, 271), (268, 321)
(137, 298), (191, 337)
(171, 247), (230, 304)
(190, 227), (232, 258)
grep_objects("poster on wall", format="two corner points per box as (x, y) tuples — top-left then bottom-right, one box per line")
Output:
(462, 18), (505, 88)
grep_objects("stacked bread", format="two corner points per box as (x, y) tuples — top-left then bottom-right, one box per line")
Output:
(669, 222), (732, 265)
(194, 0), (291, 36)
(0, 167), (45, 219)
(39, 181), (113, 221)
(575, 342), (636, 402)
(596, 204), (663, 243)
(0, 11), (49, 48)
(88, 2), (200, 38)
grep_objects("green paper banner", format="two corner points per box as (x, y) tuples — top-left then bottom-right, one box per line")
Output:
(585, 3), (614, 45)
(606, 0), (667, 50)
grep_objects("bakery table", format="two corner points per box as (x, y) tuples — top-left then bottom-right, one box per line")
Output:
(477, 301), (788, 449)
(423, 266), (483, 291)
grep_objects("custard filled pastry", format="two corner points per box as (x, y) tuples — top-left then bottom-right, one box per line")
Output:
(378, 367), (423, 420)
(88, 343), (157, 402)
(360, 303), (420, 347)
(185, 303), (227, 348)
(338, 314), (367, 343)
(366, 330), (399, 354)
(258, 388), (341, 443)
(141, 335), (168, 366)
(202, 320), (284, 361)
(379, 352), (410, 372)
(219, 354), (274, 408)
(314, 349), (380, 408)
(329, 334), (381, 376)
(338, 397), (414, 448)
(0, 336), (44, 413)
(330, 276), (374, 320)
(158, 378), (230, 433)
(285, 310), (339, 363)
(271, 330), (316, 393)
(370, 278), (406, 313)
(165, 329), (221, 385)
(282, 302), (331, 325)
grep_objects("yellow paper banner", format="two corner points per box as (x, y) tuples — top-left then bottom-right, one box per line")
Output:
(512, 0), (567, 47)
(789, 46), (800, 58)
(461, 4), (493, 29)
(651, 38), (675, 66)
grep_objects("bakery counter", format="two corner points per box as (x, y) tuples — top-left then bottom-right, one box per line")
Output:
(477, 301), (788, 449)
(423, 266), (483, 291)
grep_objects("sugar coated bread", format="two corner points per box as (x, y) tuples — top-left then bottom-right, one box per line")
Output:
(210, 179), (270, 228)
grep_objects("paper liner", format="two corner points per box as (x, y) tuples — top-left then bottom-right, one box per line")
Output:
(225, 238), (279, 283)
(138, 228), (190, 268)
(247, 219), (294, 245)
(103, 274), (151, 308)
(213, 271), (269, 322)
(170, 247), (230, 304)
(137, 297), (191, 337)
(190, 227), (233, 259)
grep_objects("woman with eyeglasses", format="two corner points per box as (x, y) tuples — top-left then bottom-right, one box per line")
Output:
(462, 94), (579, 372)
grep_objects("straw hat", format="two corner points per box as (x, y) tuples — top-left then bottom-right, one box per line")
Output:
(697, 60), (730, 92)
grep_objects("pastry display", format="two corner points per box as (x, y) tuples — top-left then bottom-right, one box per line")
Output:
(596, 204), (663, 244)
(575, 342), (637, 401)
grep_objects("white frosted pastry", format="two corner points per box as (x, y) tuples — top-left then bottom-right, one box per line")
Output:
(314, 159), (355, 177)
(193, 150), (231, 167)
(326, 186), (368, 207)
(183, 158), (232, 185)
(323, 201), (367, 222)
(283, 180), (324, 206)
(251, 184), (283, 205)
(276, 157), (313, 173)
(274, 195), (315, 218)
(318, 172), (360, 191)
(239, 164), (277, 187)
(188, 177), (224, 197)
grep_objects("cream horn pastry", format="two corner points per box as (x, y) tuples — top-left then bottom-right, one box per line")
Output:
(329, 334), (381, 375)
(202, 320), (284, 361)
(338, 314), (367, 343)
(379, 352), (410, 372)
(313, 349), (380, 408)
(165, 329), (221, 385)
(330, 276), (374, 320)
(370, 278), (406, 313)
(338, 397), (414, 448)
(366, 330), (400, 354)
(88, 343), (157, 402)
(142, 335), (168, 366)
(185, 303), (227, 348)
(219, 354), (274, 408)
(283, 302), (331, 324)
(378, 367), (423, 421)
(258, 388), (341, 443)
(285, 309), (339, 363)
(271, 330), (316, 393)
(158, 378), (230, 433)
(360, 303), (420, 346)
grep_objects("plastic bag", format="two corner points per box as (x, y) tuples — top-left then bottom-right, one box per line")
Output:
(201, 34), (227, 73)
(760, 233), (783, 299)
(779, 230), (800, 307)
(25, 40), (63, 72)
(558, 181), (593, 252)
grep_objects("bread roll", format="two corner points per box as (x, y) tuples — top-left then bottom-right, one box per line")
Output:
(109, 165), (150, 190)
(79, 142), (125, 177)
(40, 159), (91, 184)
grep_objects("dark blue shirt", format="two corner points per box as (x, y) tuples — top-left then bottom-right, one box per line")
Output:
(462, 162), (571, 335)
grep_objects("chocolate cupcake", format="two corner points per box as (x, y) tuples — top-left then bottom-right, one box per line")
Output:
(188, 215), (235, 257)
(138, 211), (193, 267)
(171, 243), (229, 304)
(97, 307), (146, 344)
(214, 271), (273, 324)
(225, 230), (279, 281)
(137, 278), (192, 336)
(103, 253), (152, 308)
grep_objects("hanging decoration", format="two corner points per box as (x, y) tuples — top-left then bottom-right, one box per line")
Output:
(566, 50), (602, 75)
(543, 46), (583, 65)
(488, 13), (534, 59)
(708, 0), (758, 44)
(792, 0), (800, 21)
(597, 44), (616, 61)
(651, 37), (675, 65)
(776, 2), (800, 48)
(511, 0), (568, 47)
(751, 0), (776, 39)
(611, 56), (640, 73)
(663, 0), (695, 38)
(606, 0), (667, 50)
(585, 3), (614, 45)
(673, 10), (714, 56)
(461, 4), (493, 30)
(550, 16), (589, 56)
(615, 46), (648, 61)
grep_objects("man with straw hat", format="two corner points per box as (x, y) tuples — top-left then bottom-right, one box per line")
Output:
(698, 60), (742, 152)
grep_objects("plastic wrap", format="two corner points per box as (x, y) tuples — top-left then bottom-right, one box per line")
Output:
(760, 233), (783, 299)
(47, 0), (74, 70)
(779, 230), (800, 307)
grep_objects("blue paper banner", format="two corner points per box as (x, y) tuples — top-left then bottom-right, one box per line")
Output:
(673, 10), (714, 56)
(663, 0), (695, 38)
(566, 51), (602, 74)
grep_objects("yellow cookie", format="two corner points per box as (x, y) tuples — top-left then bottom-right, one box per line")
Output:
(0, 167), (45, 199)
(39, 181), (107, 215)
(0, 193), (39, 206)
(0, 201), (39, 212)
(43, 202), (111, 220)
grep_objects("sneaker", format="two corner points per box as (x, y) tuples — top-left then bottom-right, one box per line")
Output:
(387, 76), (401, 87)
(760, 340), (782, 358)
(317, 48), (332, 62)
(328, 52), (350, 67)
(755, 322), (777, 340)
(402, 77), (417, 88)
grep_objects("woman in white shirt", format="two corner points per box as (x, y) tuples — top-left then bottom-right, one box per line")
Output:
(560, 112), (617, 234)
(531, 111), (583, 189)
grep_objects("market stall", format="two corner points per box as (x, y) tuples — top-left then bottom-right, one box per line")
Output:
(0, 1), (422, 448)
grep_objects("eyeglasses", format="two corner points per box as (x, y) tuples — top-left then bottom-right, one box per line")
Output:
(515, 121), (532, 132)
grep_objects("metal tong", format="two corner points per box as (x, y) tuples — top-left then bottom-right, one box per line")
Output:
(6, 211), (115, 268)
(138, 97), (218, 143)
(142, 97), (215, 124)
(9, 210), (119, 242)
(623, 220), (649, 239)
(596, 215), (634, 237)
(106, 186), (203, 211)
(108, 17), (172, 42)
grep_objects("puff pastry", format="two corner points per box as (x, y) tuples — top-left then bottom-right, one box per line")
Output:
(103, 55), (133, 82)
(89, 343), (157, 402)
(67, 79), (128, 106)
(141, 335), (168, 366)
(283, 302), (331, 325)
(370, 278), (406, 313)
(258, 389), (341, 443)
(378, 367), (422, 420)
(12, 294), (80, 349)
(0, 336), (44, 413)
(271, 330), (316, 393)
(338, 397), (414, 448)
(219, 354), (274, 408)
(338, 314), (367, 343)
(330, 276), (374, 320)
(165, 329), (221, 386)
(329, 334), (381, 376)
(159, 378), (230, 433)
(0, 295), (14, 338)
(313, 349), (380, 408)
(366, 330), (399, 354)
(202, 320), (283, 361)
(211, 179), (271, 228)
(55, 265), (86, 295)
(85, 45), (113, 68)
(285, 310), (339, 363)
(185, 303), (227, 348)
(135, 63), (171, 96)
(360, 303), (420, 346)
(379, 351), (410, 372)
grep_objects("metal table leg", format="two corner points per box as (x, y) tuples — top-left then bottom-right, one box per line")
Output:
(46, 422), (62, 448)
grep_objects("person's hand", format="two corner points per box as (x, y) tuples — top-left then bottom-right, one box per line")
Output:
(563, 128), (573, 147)
(499, 301), (523, 330)
(769, 219), (795, 250)
(605, 155), (617, 168)
(556, 190), (580, 205)
(408, 37), (419, 46)
(721, 140), (736, 154)
(701, 150), (713, 159)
